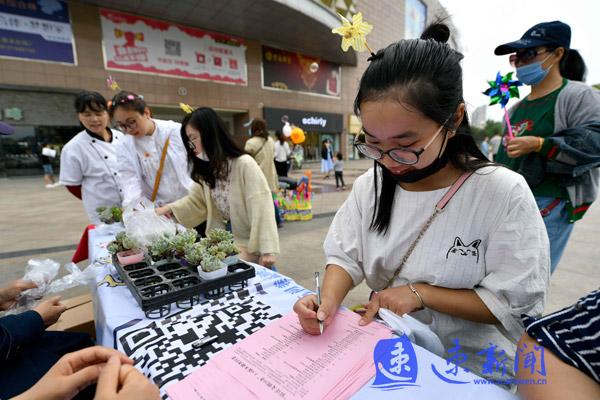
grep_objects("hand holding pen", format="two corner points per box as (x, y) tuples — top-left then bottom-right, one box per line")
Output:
(315, 271), (324, 335)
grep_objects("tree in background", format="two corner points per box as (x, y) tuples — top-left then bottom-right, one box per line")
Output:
(471, 120), (503, 142)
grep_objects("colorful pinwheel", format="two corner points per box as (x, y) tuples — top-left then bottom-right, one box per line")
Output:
(332, 12), (374, 53)
(483, 71), (522, 139)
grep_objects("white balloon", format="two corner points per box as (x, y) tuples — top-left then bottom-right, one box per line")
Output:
(283, 122), (292, 137)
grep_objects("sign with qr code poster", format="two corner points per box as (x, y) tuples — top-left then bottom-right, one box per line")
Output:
(100, 9), (247, 85)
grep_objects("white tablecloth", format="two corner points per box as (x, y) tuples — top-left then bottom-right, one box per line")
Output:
(88, 228), (517, 400)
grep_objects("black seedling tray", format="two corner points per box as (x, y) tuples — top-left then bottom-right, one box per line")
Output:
(112, 256), (255, 318)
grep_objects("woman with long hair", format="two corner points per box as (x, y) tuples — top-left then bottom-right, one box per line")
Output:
(156, 108), (279, 268)
(293, 23), (549, 383)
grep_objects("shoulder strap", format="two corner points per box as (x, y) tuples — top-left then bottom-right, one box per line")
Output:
(381, 171), (473, 290)
(255, 138), (268, 156)
(151, 136), (171, 203)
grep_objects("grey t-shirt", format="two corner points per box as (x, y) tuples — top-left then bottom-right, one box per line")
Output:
(333, 160), (344, 172)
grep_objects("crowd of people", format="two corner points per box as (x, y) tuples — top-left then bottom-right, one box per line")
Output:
(1, 18), (599, 400)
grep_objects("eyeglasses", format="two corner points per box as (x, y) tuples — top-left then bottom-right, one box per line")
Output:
(509, 48), (553, 67)
(115, 119), (138, 132)
(354, 124), (447, 165)
(187, 136), (200, 150)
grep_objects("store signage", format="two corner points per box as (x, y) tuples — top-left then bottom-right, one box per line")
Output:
(262, 46), (341, 97)
(100, 9), (247, 85)
(0, 0), (75, 64)
(264, 107), (342, 133)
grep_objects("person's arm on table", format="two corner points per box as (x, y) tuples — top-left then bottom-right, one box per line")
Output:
(360, 284), (499, 326)
(293, 264), (354, 335)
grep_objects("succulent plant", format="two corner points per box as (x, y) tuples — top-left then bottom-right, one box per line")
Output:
(149, 235), (174, 261)
(206, 245), (226, 261)
(96, 206), (123, 224)
(200, 253), (224, 272)
(184, 243), (204, 267)
(107, 231), (138, 255)
(206, 229), (234, 246)
(172, 228), (197, 257)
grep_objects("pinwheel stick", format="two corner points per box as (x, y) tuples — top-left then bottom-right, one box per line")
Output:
(504, 109), (514, 139)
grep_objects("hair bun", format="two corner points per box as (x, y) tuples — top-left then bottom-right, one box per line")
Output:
(420, 23), (450, 43)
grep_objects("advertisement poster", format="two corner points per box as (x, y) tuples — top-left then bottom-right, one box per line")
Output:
(262, 45), (341, 97)
(100, 9), (247, 85)
(405, 0), (427, 39)
(0, 0), (75, 64)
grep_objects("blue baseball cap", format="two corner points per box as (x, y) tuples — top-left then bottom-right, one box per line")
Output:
(0, 121), (14, 135)
(495, 21), (571, 55)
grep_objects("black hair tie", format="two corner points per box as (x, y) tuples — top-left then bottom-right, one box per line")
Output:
(367, 51), (383, 62)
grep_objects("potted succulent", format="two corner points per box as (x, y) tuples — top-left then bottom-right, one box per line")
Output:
(198, 253), (227, 280)
(108, 231), (144, 266)
(96, 206), (123, 224)
(172, 228), (198, 259)
(148, 235), (175, 267)
(184, 241), (227, 280)
(205, 229), (239, 266)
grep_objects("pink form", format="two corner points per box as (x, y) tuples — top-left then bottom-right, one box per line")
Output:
(168, 309), (392, 400)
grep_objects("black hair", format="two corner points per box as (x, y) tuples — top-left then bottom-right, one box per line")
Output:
(74, 91), (108, 113)
(354, 23), (490, 235)
(251, 118), (269, 139)
(336, 152), (343, 160)
(181, 107), (245, 189)
(559, 49), (587, 82)
(109, 90), (147, 116)
(276, 131), (286, 144)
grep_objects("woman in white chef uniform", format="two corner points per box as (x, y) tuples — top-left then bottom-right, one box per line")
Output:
(110, 91), (192, 207)
(59, 91), (124, 224)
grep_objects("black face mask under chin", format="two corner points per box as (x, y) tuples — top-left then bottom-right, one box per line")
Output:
(381, 150), (450, 184)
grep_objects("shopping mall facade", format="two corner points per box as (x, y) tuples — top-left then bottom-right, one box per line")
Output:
(0, 0), (450, 176)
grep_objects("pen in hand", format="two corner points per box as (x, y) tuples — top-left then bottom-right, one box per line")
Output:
(315, 271), (324, 335)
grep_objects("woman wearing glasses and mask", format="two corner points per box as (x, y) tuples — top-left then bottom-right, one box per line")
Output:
(494, 21), (600, 274)
(293, 24), (549, 384)
(111, 91), (192, 207)
(155, 107), (279, 269)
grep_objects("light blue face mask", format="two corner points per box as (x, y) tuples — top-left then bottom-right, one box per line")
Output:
(516, 54), (553, 86)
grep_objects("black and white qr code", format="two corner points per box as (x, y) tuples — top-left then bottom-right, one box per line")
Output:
(119, 291), (281, 397)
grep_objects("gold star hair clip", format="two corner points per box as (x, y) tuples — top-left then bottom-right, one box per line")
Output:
(332, 12), (378, 60)
(179, 103), (194, 114)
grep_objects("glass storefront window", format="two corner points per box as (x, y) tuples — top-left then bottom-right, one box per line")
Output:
(0, 125), (80, 176)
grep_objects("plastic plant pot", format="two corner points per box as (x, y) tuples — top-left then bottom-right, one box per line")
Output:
(117, 248), (145, 266)
(197, 262), (228, 280)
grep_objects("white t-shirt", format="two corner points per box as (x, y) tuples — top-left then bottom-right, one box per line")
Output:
(324, 166), (550, 381)
(274, 141), (290, 162)
(59, 129), (124, 224)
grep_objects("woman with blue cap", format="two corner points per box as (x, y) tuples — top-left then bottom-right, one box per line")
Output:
(494, 21), (600, 274)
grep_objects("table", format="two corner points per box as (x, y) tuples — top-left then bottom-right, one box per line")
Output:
(88, 229), (517, 400)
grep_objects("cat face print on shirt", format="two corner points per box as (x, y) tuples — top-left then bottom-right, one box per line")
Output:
(446, 237), (482, 263)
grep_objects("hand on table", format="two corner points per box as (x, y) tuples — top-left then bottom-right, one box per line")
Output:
(258, 253), (276, 269)
(293, 294), (339, 335)
(358, 285), (424, 326)
(95, 354), (160, 400)
(13, 346), (133, 400)
(506, 136), (543, 158)
(0, 279), (37, 310)
(33, 296), (67, 325)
